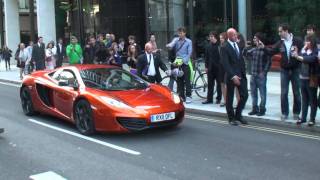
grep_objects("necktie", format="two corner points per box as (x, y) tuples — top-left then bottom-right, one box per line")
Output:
(233, 43), (239, 57)
(149, 54), (152, 64)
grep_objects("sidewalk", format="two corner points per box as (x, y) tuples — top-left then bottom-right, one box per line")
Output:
(0, 60), (319, 130)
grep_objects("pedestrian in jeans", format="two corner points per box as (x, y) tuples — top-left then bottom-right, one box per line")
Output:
(18, 43), (29, 79)
(244, 32), (272, 116)
(271, 23), (303, 121)
(166, 27), (193, 103)
(292, 35), (318, 126)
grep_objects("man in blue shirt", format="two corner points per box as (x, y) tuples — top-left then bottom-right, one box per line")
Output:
(166, 27), (193, 103)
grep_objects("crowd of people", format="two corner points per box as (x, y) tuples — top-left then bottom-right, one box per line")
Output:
(203, 23), (320, 126)
(0, 23), (319, 127)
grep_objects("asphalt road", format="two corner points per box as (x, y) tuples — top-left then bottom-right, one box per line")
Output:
(0, 82), (320, 180)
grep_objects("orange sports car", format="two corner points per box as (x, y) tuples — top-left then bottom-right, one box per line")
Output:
(20, 65), (185, 135)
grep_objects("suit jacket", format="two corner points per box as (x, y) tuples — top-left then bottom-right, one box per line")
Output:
(220, 42), (246, 81)
(137, 53), (168, 83)
(205, 42), (221, 72)
(271, 37), (303, 69)
(56, 43), (65, 60)
(32, 43), (46, 70)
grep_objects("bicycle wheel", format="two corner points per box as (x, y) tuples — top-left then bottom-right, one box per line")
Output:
(194, 73), (208, 99)
(161, 75), (178, 93)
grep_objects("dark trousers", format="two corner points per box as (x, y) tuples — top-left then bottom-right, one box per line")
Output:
(177, 64), (191, 100)
(148, 76), (156, 83)
(207, 67), (222, 102)
(226, 77), (248, 121)
(280, 68), (301, 116)
(56, 57), (63, 68)
(300, 79), (317, 122)
(4, 59), (10, 69)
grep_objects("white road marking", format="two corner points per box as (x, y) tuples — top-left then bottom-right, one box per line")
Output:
(0, 81), (20, 87)
(28, 119), (141, 156)
(29, 171), (67, 180)
(186, 115), (320, 141)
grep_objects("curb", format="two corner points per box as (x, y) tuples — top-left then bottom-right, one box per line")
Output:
(0, 78), (21, 85)
(186, 108), (320, 134)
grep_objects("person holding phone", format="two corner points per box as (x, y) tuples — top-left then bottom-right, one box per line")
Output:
(243, 32), (272, 116)
(292, 35), (318, 126)
(270, 23), (303, 121)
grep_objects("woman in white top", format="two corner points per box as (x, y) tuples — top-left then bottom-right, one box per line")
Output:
(45, 42), (56, 70)
(18, 43), (29, 79)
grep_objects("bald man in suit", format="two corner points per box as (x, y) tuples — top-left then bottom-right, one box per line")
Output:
(220, 28), (248, 125)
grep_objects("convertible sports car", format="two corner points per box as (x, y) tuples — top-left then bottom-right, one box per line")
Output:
(20, 65), (184, 134)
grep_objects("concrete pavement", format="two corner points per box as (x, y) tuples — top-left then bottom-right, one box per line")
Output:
(0, 60), (319, 130)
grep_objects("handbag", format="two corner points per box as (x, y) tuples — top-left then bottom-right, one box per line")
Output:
(309, 74), (318, 87)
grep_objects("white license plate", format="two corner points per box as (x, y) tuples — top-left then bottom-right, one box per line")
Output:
(151, 112), (175, 123)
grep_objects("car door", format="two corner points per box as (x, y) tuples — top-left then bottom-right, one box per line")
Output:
(53, 69), (79, 119)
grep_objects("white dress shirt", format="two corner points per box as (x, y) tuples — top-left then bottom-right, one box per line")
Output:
(146, 53), (156, 76)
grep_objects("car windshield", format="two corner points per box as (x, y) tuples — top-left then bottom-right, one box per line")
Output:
(80, 68), (148, 91)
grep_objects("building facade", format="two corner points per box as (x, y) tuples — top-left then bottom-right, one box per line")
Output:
(2, 0), (320, 56)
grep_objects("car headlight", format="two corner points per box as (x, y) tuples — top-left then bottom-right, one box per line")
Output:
(100, 97), (131, 109)
(172, 93), (181, 104)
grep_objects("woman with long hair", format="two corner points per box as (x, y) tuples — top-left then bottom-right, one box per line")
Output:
(45, 42), (55, 70)
(127, 44), (138, 74)
(293, 35), (318, 126)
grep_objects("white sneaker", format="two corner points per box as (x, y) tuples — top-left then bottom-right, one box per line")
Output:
(186, 97), (192, 104)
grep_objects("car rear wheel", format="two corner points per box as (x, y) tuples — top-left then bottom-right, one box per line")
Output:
(20, 87), (36, 116)
(74, 99), (95, 135)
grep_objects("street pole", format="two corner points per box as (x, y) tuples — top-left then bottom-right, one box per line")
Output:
(29, 0), (35, 42)
(77, 0), (84, 46)
(0, 0), (3, 47)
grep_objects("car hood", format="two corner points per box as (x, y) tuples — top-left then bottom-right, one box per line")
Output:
(108, 88), (171, 108)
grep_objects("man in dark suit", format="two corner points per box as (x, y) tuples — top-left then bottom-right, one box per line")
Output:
(221, 28), (248, 125)
(56, 38), (65, 68)
(137, 43), (168, 83)
(203, 31), (222, 104)
(32, 37), (46, 70)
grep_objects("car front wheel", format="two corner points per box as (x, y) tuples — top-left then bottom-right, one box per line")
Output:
(74, 99), (95, 135)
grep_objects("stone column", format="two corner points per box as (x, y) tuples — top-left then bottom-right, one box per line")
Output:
(238, 0), (247, 39)
(4, 0), (20, 51)
(37, 0), (56, 43)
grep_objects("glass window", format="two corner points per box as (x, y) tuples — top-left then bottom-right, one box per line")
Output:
(80, 68), (148, 91)
(56, 70), (77, 87)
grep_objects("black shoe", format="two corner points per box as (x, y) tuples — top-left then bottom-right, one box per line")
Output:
(296, 119), (306, 125)
(229, 120), (238, 126)
(0, 128), (4, 134)
(256, 111), (265, 116)
(238, 119), (248, 125)
(248, 110), (258, 116)
(308, 121), (315, 127)
(202, 100), (213, 104)
(215, 100), (221, 104)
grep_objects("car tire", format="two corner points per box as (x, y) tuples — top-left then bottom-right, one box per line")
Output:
(74, 99), (95, 135)
(20, 86), (36, 116)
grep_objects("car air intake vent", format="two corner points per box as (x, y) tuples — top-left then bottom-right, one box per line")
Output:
(117, 118), (148, 131)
